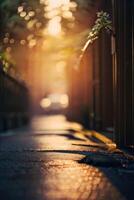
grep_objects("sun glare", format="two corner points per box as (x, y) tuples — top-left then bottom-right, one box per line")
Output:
(42, 0), (77, 36)
(47, 17), (62, 36)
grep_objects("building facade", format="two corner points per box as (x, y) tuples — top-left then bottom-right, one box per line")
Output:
(68, 0), (134, 147)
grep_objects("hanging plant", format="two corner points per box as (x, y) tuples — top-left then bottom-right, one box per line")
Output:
(80, 11), (112, 58)
(66, 11), (112, 68)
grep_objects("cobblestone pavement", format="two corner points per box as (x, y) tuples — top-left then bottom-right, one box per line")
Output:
(0, 115), (134, 200)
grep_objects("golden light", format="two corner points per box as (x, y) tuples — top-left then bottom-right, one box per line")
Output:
(20, 11), (27, 18)
(45, 0), (70, 9)
(20, 40), (26, 45)
(56, 61), (66, 73)
(40, 0), (45, 4)
(27, 19), (37, 30)
(60, 94), (69, 108)
(25, 15), (30, 21)
(18, 6), (24, 13)
(47, 17), (62, 36)
(36, 22), (42, 28)
(69, 2), (77, 9)
(40, 98), (51, 108)
(44, 10), (59, 19)
(27, 34), (34, 41)
(67, 22), (74, 28)
(28, 11), (35, 17)
(44, 6), (52, 12)
(62, 11), (73, 19)
(28, 39), (37, 48)
(62, 5), (69, 11)
(43, 0), (77, 36)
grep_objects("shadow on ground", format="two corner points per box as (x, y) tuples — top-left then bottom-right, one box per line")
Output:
(35, 148), (134, 200)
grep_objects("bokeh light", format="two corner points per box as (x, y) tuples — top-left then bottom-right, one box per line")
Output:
(43, 0), (77, 36)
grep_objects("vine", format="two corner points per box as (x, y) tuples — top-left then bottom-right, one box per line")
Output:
(80, 11), (112, 58)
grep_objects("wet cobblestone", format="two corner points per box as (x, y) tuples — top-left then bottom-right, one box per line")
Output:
(0, 116), (133, 200)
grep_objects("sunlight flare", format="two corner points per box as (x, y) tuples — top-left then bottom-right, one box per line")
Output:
(47, 17), (62, 36)
(43, 0), (77, 36)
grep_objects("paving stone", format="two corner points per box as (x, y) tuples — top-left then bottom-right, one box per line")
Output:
(0, 116), (133, 200)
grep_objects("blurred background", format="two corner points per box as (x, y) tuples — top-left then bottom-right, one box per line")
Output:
(0, 0), (133, 147)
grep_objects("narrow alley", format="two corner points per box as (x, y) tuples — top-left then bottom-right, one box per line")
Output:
(0, 0), (134, 199)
